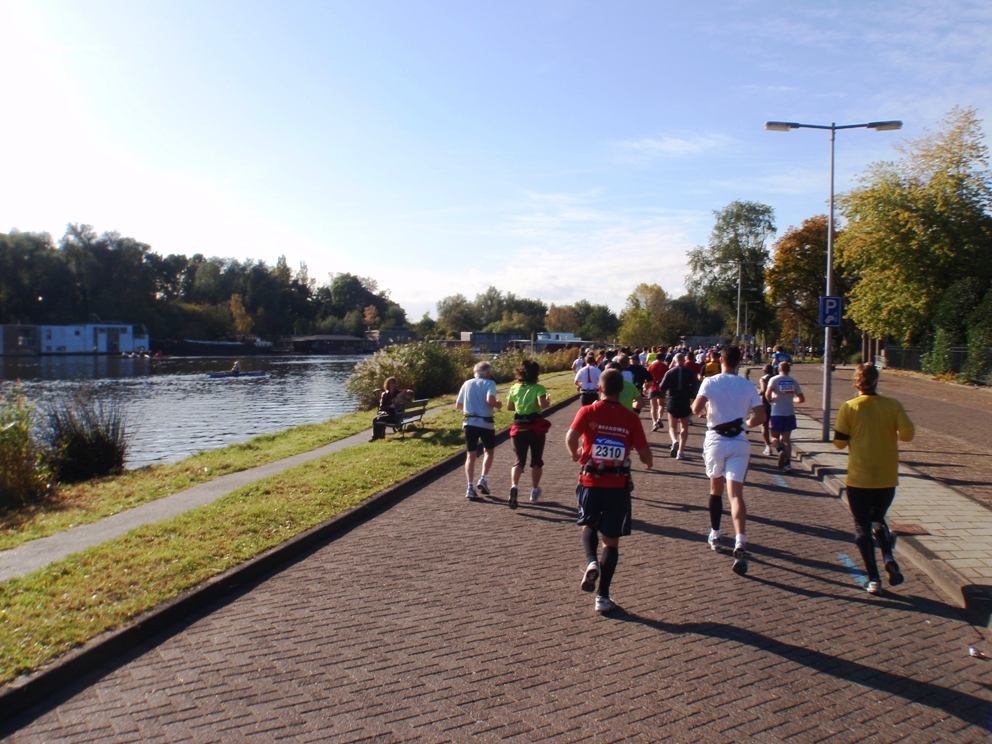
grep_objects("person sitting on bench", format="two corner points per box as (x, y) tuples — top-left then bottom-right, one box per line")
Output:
(370, 377), (413, 441)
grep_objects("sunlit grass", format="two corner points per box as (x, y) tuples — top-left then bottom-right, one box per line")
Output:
(0, 374), (577, 683)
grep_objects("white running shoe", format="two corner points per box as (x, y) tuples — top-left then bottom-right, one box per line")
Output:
(732, 544), (748, 576)
(530, 487), (542, 502)
(595, 595), (617, 614)
(676, 451), (685, 460)
(707, 533), (721, 551)
(476, 478), (490, 495)
(581, 561), (600, 592)
(762, 445), (772, 456)
(866, 580), (881, 595)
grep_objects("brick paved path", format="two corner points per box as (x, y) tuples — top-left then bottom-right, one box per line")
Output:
(789, 365), (992, 507)
(5, 401), (991, 742)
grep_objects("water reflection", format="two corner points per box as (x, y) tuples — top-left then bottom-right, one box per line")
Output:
(0, 355), (363, 469)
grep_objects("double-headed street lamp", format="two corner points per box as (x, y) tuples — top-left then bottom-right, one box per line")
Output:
(764, 119), (902, 442)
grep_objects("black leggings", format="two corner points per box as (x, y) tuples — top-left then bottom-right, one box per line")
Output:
(512, 430), (546, 469)
(847, 486), (896, 581)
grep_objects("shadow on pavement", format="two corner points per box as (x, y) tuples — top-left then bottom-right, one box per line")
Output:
(611, 613), (991, 730)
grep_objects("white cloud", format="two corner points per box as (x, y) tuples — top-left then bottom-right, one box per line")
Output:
(613, 133), (736, 159)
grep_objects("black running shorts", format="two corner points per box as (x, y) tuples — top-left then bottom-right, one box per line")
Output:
(464, 425), (496, 451)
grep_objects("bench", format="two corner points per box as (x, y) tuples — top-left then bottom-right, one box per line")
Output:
(389, 398), (430, 435)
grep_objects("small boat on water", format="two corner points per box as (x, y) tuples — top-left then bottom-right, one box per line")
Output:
(207, 371), (266, 379)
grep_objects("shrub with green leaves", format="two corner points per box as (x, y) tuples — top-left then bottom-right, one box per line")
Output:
(965, 288), (992, 383)
(0, 392), (53, 509)
(348, 342), (464, 409)
(43, 396), (131, 483)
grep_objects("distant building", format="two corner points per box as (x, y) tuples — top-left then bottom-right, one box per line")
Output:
(367, 326), (417, 347)
(0, 325), (39, 356)
(509, 331), (589, 353)
(1, 323), (149, 355)
(290, 335), (369, 354)
(39, 324), (150, 354)
(684, 336), (727, 348)
(459, 332), (517, 353)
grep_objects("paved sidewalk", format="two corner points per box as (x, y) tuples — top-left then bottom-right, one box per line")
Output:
(4, 401), (990, 742)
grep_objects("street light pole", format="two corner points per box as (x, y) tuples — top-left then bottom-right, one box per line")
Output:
(765, 118), (902, 442)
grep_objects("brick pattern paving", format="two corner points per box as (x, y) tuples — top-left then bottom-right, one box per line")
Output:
(790, 365), (992, 508)
(5, 402), (991, 742)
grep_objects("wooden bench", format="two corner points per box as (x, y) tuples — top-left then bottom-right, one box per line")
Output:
(389, 398), (429, 434)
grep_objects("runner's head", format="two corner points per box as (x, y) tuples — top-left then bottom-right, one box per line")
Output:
(599, 368), (624, 398)
(720, 345), (742, 371)
(673, 353), (685, 366)
(779, 361), (791, 374)
(515, 359), (541, 384)
(585, 353), (597, 365)
(473, 361), (492, 379)
(762, 364), (774, 376)
(616, 353), (629, 368)
(853, 363), (879, 394)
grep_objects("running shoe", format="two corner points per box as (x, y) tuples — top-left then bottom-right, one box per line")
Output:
(508, 486), (518, 510)
(781, 463), (791, 473)
(581, 561), (600, 592)
(732, 544), (748, 576)
(595, 595), (617, 614)
(762, 445), (772, 456)
(476, 478), (490, 496)
(529, 487), (542, 502)
(865, 580), (882, 595)
(466, 484), (479, 501)
(777, 449), (789, 469)
(884, 558), (904, 586)
(676, 451), (685, 460)
(707, 533), (722, 551)
(670, 442), (678, 457)
(652, 421), (661, 432)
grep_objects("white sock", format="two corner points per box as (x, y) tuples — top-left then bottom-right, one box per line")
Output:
(709, 529), (721, 539)
(736, 533), (746, 547)
(479, 475), (487, 484)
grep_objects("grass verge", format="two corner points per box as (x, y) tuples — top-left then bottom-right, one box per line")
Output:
(0, 373), (577, 684)
(0, 373), (576, 552)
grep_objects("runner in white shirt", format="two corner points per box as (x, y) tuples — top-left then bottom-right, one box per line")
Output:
(692, 346), (767, 576)
(766, 361), (805, 473)
(574, 354), (602, 406)
(571, 351), (585, 375)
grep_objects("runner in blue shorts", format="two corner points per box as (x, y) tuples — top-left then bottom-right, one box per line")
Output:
(766, 361), (805, 473)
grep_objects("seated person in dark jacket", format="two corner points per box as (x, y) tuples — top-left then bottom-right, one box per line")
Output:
(370, 377), (413, 441)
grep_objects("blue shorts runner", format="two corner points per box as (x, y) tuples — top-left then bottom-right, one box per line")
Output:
(769, 415), (797, 433)
(576, 485), (631, 538)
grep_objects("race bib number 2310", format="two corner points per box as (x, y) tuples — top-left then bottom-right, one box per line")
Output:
(592, 436), (626, 464)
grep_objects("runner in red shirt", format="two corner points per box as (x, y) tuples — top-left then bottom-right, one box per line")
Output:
(566, 369), (653, 614)
(646, 354), (669, 432)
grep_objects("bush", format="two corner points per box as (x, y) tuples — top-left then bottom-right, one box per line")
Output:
(0, 391), (54, 509)
(348, 342), (464, 409)
(348, 343), (584, 409)
(43, 396), (131, 483)
(965, 289), (992, 383)
(921, 329), (953, 375)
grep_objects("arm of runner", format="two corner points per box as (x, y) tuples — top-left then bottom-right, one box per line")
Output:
(747, 403), (767, 428)
(636, 445), (653, 470)
(691, 394), (708, 417)
(506, 400), (516, 411)
(565, 427), (582, 462)
(538, 394), (550, 410)
(897, 402), (915, 442)
(833, 403), (851, 449)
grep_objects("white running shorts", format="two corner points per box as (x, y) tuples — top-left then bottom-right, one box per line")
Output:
(703, 432), (751, 483)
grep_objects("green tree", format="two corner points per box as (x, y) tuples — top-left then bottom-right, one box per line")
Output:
(838, 106), (992, 344)
(617, 308), (661, 347)
(546, 304), (580, 333)
(686, 200), (775, 336)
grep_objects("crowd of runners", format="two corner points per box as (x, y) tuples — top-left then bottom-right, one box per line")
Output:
(432, 342), (913, 614)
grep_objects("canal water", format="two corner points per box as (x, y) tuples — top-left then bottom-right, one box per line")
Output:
(0, 355), (364, 469)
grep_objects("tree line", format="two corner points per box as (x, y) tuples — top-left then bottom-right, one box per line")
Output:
(0, 225), (407, 341)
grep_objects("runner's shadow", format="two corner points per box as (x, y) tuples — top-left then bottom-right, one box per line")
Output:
(609, 613), (989, 729)
(745, 571), (971, 622)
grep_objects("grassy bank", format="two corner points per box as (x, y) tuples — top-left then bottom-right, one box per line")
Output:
(0, 373), (578, 684)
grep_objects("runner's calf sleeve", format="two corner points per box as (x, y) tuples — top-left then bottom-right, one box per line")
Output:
(599, 546), (619, 597)
(582, 527), (599, 565)
(709, 494), (723, 531)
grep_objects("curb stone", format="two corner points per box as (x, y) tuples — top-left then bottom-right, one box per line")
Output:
(0, 394), (579, 724)
(790, 440), (992, 628)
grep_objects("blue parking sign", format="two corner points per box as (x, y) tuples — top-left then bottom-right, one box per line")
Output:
(819, 296), (842, 328)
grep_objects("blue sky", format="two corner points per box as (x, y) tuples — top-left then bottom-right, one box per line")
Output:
(1, 1), (990, 321)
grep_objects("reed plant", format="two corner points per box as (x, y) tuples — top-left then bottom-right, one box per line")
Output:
(0, 391), (54, 510)
(43, 395), (131, 483)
